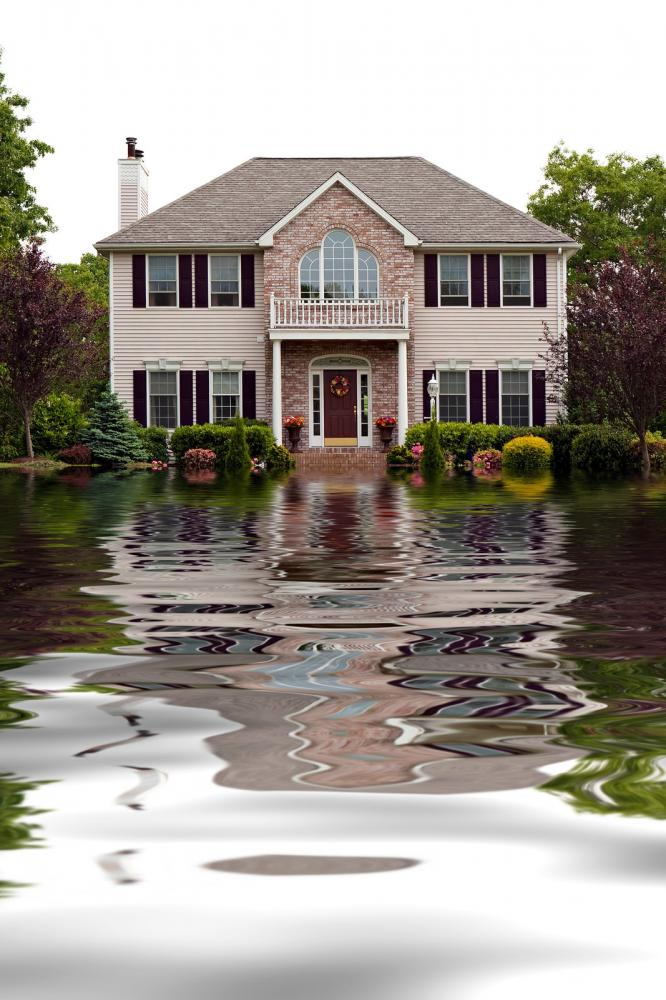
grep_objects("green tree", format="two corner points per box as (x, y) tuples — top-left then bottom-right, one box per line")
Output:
(80, 386), (147, 465)
(528, 143), (666, 284)
(224, 415), (251, 474)
(0, 49), (54, 252)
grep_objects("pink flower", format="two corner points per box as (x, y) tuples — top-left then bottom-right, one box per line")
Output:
(411, 443), (424, 459)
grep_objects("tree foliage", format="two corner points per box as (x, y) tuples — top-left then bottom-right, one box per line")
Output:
(540, 247), (666, 476)
(80, 386), (147, 465)
(528, 143), (666, 284)
(0, 50), (54, 252)
(0, 243), (104, 456)
(57, 253), (109, 403)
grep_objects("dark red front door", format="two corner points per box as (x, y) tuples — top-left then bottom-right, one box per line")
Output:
(324, 369), (357, 444)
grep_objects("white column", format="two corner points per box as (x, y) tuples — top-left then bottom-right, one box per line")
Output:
(272, 338), (283, 443)
(397, 339), (408, 445)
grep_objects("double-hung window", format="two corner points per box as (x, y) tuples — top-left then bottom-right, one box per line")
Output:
(210, 256), (240, 306)
(501, 370), (531, 425)
(149, 370), (179, 428)
(502, 255), (531, 306)
(212, 371), (241, 421)
(148, 255), (177, 306)
(439, 255), (469, 306)
(438, 370), (468, 422)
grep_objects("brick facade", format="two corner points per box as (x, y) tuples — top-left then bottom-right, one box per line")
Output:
(263, 182), (416, 450)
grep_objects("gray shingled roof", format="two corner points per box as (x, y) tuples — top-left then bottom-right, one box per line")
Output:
(95, 156), (576, 248)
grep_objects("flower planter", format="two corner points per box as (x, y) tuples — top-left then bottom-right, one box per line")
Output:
(287, 425), (302, 452)
(379, 426), (394, 450)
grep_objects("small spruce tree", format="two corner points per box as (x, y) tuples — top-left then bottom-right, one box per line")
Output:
(224, 416), (251, 474)
(81, 387), (148, 465)
(421, 417), (444, 477)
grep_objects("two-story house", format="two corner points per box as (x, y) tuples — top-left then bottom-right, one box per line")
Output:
(95, 140), (577, 453)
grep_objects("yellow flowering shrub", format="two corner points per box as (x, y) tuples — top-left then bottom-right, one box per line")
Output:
(502, 434), (552, 472)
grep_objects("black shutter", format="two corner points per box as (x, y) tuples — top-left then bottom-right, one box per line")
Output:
(179, 370), (193, 425)
(241, 255), (255, 308)
(179, 255), (192, 308)
(195, 370), (210, 423)
(242, 370), (256, 418)
(485, 370), (499, 423)
(194, 255), (208, 308)
(486, 255), (500, 307)
(532, 370), (546, 425)
(533, 254), (547, 307)
(424, 254), (438, 307)
(471, 254), (484, 307)
(133, 370), (147, 425)
(132, 254), (146, 308)
(469, 370), (483, 422)
(422, 370), (435, 420)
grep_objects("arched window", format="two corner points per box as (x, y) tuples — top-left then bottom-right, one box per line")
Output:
(299, 231), (379, 300)
(300, 249), (319, 300)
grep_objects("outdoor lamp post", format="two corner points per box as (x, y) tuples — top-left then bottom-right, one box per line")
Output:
(427, 372), (438, 420)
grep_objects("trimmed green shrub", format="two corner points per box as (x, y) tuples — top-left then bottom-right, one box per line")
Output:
(171, 423), (276, 468)
(135, 424), (169, 463)
(31, 393), (87, 454)
(537, 423), (581, 472)
(502, 435), (553, 472)
(571, 426), (633, 477)
(265, 443), (293, 473)
(80, 388), (148, 465)
(224, 416), (252, 474)
(387, 444), (415, 467)
(421, 418), (444, 476)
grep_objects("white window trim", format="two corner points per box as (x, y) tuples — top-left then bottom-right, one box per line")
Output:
(146, 365), (180, 429)
(299, 235), (379, 301)
(308, 356), (372, 447)
(208, 253), (241, 309)
(500, 253), (533, 308)
(146, 253), (179, 309)
(209, 368), (243, 423)
(437, 254), (471, 308)
(436, 363), (470, 423)
(498, 361), (533, 427)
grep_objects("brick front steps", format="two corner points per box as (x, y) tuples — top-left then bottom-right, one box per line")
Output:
(292, 449), (388, 471)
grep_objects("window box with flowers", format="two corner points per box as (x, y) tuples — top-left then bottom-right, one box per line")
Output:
(284, 414), (305, 451)
(375, 415), (396, 449)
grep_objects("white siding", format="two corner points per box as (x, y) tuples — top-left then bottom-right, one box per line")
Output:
(112, 252), (266, 422)
(411, 251), (561, 423)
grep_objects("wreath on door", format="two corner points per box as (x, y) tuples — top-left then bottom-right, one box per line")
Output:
(330, 375), (351, 397)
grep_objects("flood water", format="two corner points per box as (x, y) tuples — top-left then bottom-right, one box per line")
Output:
(1, 467), (666, 999)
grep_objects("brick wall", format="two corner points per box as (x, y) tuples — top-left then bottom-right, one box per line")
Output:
(263, 182), (416, 447)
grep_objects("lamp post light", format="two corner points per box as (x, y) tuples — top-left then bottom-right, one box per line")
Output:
(427, 372), (438, 421)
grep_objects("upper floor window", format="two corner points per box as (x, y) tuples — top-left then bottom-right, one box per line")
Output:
(300, 230), (379, 300)
(210, 255), (240, 306)
(439, 254), (469, 306)
(148, 255), (177, 306)
(502, 255), (531, 306)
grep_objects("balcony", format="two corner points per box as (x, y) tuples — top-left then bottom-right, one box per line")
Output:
(270, 294), (409, 331)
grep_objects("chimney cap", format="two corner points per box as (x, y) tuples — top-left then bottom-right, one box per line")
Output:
(134, 149), (144, 160)
(125, 136), (137, 143)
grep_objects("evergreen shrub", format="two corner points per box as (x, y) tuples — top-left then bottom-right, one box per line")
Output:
(571, 426), (633, 477)
(135, 424), (169, 463)
(80, 388), (147, 465)
(225, 416), (252, 473)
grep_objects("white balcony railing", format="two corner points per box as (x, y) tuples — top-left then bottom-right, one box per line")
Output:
(271, 294), (408, 329)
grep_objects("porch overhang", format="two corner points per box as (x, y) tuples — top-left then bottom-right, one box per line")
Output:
(269, 329), (409, 341)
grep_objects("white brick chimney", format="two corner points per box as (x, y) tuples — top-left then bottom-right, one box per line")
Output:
(118, 137), (149, 229)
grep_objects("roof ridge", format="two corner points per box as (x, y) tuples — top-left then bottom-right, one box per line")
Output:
(414, 156), (573, 242)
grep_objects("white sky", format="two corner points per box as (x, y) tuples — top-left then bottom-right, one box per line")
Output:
(2, 0), (664, 262)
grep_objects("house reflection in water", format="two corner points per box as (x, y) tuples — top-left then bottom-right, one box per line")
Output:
(85, 474), (599, 796)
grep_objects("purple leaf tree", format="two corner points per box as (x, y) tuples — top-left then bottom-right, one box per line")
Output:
(0, 242), (105, 457)
(541, 246), (666, 477)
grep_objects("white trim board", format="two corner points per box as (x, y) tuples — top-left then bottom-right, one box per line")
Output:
(257, 172), (420, 247)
